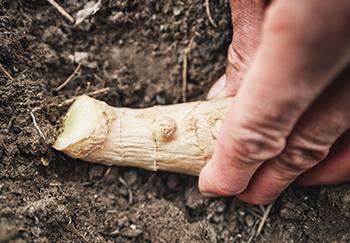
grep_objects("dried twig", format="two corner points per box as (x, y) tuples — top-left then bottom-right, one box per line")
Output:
(0, 64), (14, 81)
(74, 86), (82, 96)
(256, 203), (274, 236)
(247, 232), (256, 243)
(1, 141), (9, 155)
(75, 0), (102, 26)
(104, 168), (112, 177)
(182, 39), (194, 102)
(46, 0), (75, 24)
(118, 176), (133, 204)
(248, 208), (262, 219)
(55, 63), (82, 91)
(246, 203), (274, 243)
(93, 74), (104, 83)
(85, 81), (91, 93)
(30, 107), (46, 140)
(83, 87), (110, 96)
(57, 87), (111, 107)
(246, 208), (262, 243)
(7, 116), (14, 131)
(205, 0), (217, 28)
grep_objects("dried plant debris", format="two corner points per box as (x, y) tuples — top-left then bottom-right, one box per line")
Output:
(75, 0), (102, 26)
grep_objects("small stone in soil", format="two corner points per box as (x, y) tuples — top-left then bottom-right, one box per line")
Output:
(118, 188), (128, 196)
(102, 167), (119, 183)
(173, 6), (183, 17)
(245, 214), (254, 227)
(185, 186), (206, 210)
(212, 215), (223, 223)
(122, 225), (143, 237)
(124, 171), (138, 185)
(117, 216), (129, 226)
(89, 166), (106, 180)
(215, 201), (226, 213)
(166, 175), (180, 189)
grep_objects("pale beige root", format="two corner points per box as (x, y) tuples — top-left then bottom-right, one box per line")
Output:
(53, 95), (233, 175)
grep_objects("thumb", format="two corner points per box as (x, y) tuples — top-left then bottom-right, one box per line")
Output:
(208, 0), (266, 99)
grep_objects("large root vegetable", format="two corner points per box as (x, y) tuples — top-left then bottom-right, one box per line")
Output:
(53, 95), (233, 175)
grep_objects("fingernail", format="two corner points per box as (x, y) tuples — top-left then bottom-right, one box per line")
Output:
(201, 192), (220, 198)
(207, 75), (226, 99)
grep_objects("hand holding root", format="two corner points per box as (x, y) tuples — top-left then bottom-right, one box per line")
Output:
(199, 0), (350, 204)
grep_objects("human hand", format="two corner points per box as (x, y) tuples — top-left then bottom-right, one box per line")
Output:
(199, 0), (350, 204)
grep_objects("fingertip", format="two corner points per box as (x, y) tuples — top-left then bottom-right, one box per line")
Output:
(198, 159), (228, 197)
(206, 75), (227, 100)
(199, 158), (246, 197)
(293, 175), (313, 187)
(201, 192), (220, 198)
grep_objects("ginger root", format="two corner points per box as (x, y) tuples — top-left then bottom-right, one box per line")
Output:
(53, 95), (233, 175)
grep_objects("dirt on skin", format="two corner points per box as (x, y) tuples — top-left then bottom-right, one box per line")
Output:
(0, 0), (350, 242)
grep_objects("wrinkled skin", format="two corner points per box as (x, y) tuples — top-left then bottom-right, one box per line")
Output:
(199, 0), (350, 205)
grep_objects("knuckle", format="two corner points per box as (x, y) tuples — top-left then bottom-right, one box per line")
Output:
(277, 135), (331, 172)
(227, 44), (247, 74)
(231, 125), (286, 163)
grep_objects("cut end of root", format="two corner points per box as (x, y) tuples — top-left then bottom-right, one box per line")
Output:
(53, 95), (100, 150)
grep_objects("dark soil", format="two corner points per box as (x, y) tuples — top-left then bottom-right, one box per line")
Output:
(1, 0), (349, 242)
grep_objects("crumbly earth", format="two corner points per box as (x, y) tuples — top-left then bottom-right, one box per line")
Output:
(0, 0), (349, 242)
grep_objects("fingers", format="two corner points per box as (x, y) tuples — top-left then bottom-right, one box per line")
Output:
(295, 130), (350, 187)
(199, 0), (350, 198)
(224, 0), (266, 96)
(237, 71), (350, 204)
